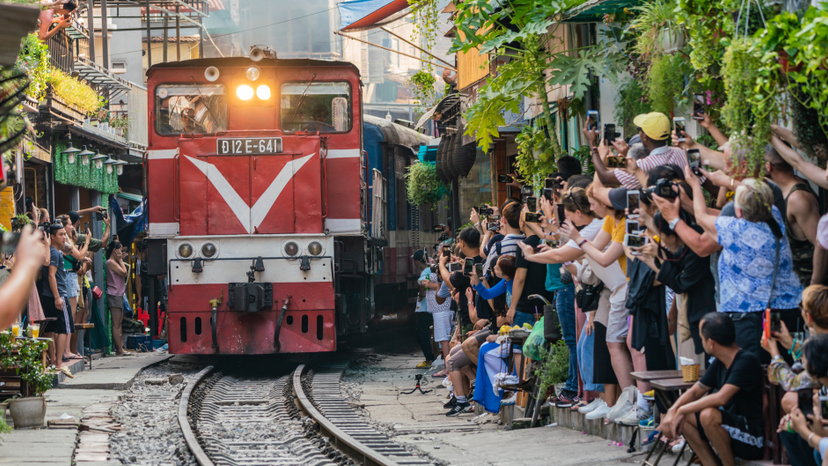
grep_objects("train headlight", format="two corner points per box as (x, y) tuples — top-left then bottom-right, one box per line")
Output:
(308, 241), (323, 256)
(201, 243), (217, 258)
(204, 66), (220, 82)
(178, 243), (193, 258)
(236, 84), (254, 101)
(256, 84), (271, 100)
(284, 241), (299, 257)
(246, 66), (261, 81)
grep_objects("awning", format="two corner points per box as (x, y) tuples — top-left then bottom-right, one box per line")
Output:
(565, 0), (641, 22)
(338, 0), (410, 31)
(116, 192), (143, 203)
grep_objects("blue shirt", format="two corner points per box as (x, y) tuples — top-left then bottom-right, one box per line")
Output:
(475, 279), (512, 301)
(41, 247), (69, 298)
(715, 207), (803, 312)
(416, 267), (431, 313)
(545, 264), (565, 292)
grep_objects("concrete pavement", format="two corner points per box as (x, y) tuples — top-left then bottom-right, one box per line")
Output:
(0, 351), (170, 465)
(344, 352), (638, 466)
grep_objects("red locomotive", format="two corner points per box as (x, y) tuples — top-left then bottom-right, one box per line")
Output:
(144, 54), (428, 355)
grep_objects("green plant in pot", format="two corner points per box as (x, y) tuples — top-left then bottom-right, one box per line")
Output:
(534, 340), (569, 401)
(0, 332), (52, 428)
(405, 161), (447, 208)
(628, 0), (685, 57)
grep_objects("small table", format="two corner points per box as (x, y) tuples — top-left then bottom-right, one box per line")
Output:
(631, 370), (682, 382)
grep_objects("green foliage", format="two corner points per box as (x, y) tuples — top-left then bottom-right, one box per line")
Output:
(15, 33), (50, 102)
(514, 119), (561, 187)
(646, 53), (688, 116)
(722, 37), (772, 175)
(49, 69), (104, 115)
(0, 416), (11, 434)
(534, 340), (570, 398)
(410, 70), (437, 106)
(0, 332), (53, 397)
(405, 162), (447, 207)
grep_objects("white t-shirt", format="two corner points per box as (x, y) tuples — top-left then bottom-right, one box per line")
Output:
(564, 218), (603, 250)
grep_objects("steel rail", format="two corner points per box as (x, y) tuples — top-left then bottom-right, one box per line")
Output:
(292, 364), (402, 466)
(178, 365), (215, 466)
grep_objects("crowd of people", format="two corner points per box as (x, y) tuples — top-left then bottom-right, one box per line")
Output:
(0, 203), (133, 378)
(411, 110), (828, 466)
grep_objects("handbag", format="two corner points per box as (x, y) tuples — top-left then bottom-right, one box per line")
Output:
(576, 282), (604, 312)
(91, 285), (103, 300)
(543, 303), (561, 341)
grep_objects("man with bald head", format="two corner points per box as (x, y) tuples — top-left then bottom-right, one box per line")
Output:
(765, 145), (824, 285)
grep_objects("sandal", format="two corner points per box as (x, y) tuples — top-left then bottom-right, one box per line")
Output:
(59, 367), (74, 379)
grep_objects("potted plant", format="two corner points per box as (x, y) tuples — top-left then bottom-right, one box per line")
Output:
(628, 0), (685, 57)
(0, 332), (53, 428)
(405, 161), (447, 208)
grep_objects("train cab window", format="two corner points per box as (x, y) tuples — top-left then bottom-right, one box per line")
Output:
(280, 82), (350, 133)
(155, 84), (228, 135)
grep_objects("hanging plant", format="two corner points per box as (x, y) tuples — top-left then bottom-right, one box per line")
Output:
(405, 161), (447, 207)
(14, 33), (50, 102)
(646, 53), (688, 116)
(615, 77), (650, 137)
(48, 69), (103, 115)
(409, 70), (437, 107)
(408, 0), (439, 106)
(628, 0), (684, 59)
(722, 37), (773, 174)
(514, 119), (561, 188)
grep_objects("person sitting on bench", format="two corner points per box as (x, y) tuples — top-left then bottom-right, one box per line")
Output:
(659, 312), (764, 466)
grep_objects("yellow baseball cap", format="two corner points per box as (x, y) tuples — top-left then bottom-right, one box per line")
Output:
(633, 112), (671, 141)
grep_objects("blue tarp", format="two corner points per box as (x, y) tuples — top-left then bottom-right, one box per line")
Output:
(337, 0), (396, 29)
(109, 194), (146, 247)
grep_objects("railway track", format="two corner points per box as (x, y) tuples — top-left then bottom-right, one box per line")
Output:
(180, 363), (432, 466)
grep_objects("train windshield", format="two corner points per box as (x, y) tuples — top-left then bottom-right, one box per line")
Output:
(155, 84), (228, 135)
(280, 82), (350, 133)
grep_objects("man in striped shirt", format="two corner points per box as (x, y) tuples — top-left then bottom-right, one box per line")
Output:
(590, 112), (689, 189)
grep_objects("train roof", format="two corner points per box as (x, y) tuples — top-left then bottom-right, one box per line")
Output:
(147, 57), (360, 75)
(364, 115), (430, 148)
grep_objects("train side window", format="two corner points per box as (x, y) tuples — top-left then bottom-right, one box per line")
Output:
(280, 82), (351, 133)
(155, 84), (228, 136)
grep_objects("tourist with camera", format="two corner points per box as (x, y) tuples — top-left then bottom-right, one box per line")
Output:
(0, 225), (49, 330)
(686, 167), (803, 357)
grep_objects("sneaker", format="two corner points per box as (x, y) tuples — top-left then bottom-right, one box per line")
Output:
(643, 390), (655, 400)
(415, 360), (432, 368)
(616, 407), (647, 426)
(608, 401), (637, 423)
(501, 392), (517, 406)
(443, 395), (457, 409)
(606, 386), (636, 422)
(578, 398), (604, 414)
(584, 401), (610, 420)
(555, 389), (579, 408)
(446, 401), (473, 416)
(639, 415), (655, 428)
(670, 439), (686, 454)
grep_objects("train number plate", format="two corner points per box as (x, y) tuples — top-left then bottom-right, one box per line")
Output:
(217, 137), (283, 155)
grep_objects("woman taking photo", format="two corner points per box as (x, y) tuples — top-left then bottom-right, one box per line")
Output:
(106, 241), (130, 355)
(686, 166), (803, 357)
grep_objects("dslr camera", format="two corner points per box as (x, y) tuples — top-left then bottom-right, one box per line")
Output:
(478, 205), (494, 216)
(644, 178), (678, 200)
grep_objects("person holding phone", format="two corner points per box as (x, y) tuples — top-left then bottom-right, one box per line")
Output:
(412, 250), (435, 368)
(0, 225), (49, 330)
(38, 1), (77, 41)
(588, 112), (690, 190)
(788, 334), (828, 466)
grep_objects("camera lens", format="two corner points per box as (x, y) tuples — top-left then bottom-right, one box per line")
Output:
(284, 241), (299, 256)
(201, 243), (217, 258)
(307, 241), (323, 256)
(178, 243), (193, 258)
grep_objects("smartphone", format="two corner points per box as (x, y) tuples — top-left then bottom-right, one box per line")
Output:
(606, 155), (626, 168)
(487, 221), (499, 232)
(603, 123), (619, 144)
(442, 245), (451, 258)
(433, 224), (446, 232)
(673, 117), (686, 142)
(95, 211), (103, 221)
(478, 205), (494, 216)
(448, 262), (462, 273)
(526, 196), (537, 212)
(474, 263), (483, 277)
(542, 187), (554, 201)
(506, 184), (517, 200)
(587, 110), (600, 131)
(497, 174), (512, 183)
(525, 212), (542, 223)
(557, 204), (567, 225)
(463, 258), (474, 275)
(688, 148), (701, 169)
(521, 186), (533, 197)
(693, 94), (705, 120)
(763, 308), (772, 340)
(623, 233), (647, 248)
(770, 311), (782, 334)
(626, 190), (640, 214)
(626, 219), (640, 235)
(820, 388), (828, 420)
(798, 389), (815, 416)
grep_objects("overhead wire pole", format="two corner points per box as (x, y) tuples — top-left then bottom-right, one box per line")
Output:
(379, 26), (454, 68)
(87, 0), (95, 62)
(145, 0), (151, 69)
(101, 0), (110, 69)
(175, 4), (180, 61)
(335, 31), (456, 72)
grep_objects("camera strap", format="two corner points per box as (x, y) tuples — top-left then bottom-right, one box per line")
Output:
(766, 237), (781, 311)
